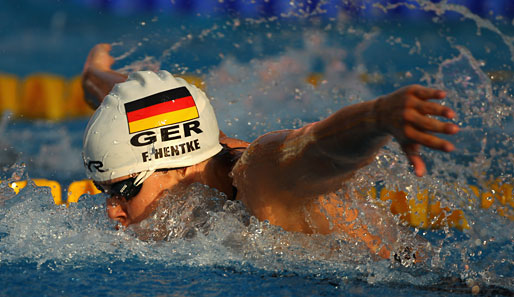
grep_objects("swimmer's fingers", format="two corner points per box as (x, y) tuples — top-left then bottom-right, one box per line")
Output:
(403, 125), (455, 152)
(405, 86), (455, 118)
(416, 100), (456, 119)
(404, 109), (459, 135)
(85, 43), (115, 71)
(402, 143), (426, 177)
(93, 43), (112, 53)
(408, 85), (446, 101)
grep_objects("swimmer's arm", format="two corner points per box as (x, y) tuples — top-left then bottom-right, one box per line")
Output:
(82, 44), (127, 109)
(233, 85), (459, 200)
(232, 101), (388, 200)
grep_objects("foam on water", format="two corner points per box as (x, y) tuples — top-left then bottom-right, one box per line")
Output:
(0, 181), (428, 278)
(1, 0), (513, 295)
(376, 0), (514, 63)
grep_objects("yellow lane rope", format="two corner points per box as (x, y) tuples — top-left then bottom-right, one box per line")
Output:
(1, 73), (512, 229)
(0, 74), (205, 120)
(4, 178), (512, 230)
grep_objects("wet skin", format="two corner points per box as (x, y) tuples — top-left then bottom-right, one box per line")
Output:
(102, 136), (246, 227)
(85, 44), (459, 259)
(103, 171), (180, 227)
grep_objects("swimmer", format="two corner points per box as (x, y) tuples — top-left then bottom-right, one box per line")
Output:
(82, 44), (459, 260)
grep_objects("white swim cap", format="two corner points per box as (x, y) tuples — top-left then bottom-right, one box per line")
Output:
(82, 70), (222, 182)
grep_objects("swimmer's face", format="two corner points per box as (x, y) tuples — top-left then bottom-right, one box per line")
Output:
(99, 170), (183, 227)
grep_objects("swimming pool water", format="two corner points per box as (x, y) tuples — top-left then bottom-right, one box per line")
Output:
(1, 1), (513, 296)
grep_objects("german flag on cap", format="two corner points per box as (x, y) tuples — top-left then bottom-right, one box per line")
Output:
(124, 86), (199, 134)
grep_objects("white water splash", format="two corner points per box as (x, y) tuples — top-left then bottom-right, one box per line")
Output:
(373, 0), (514, 63)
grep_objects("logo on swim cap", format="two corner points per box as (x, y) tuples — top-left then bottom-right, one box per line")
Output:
(86, 160), (106, 173)
(82, 70), (222, 182)
(125, 86), (199, 134)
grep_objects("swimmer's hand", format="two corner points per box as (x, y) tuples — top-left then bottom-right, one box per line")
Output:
(375, 85), (459, 177)
(84, 43), (116, 72)
(82, 43), (127, 109)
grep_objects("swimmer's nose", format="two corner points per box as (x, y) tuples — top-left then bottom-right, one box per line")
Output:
(106, 197), (129, 227)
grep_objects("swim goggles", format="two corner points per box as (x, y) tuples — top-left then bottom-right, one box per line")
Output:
(93, 170), (155, 201)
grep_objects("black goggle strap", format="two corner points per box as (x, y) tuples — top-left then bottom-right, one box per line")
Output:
(93, 180), (105, 193)
(92, 170), (155, 199)
(93, 177), (138, 197)
(110, 177), (140, 199)
(134, 169), (155, 186)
